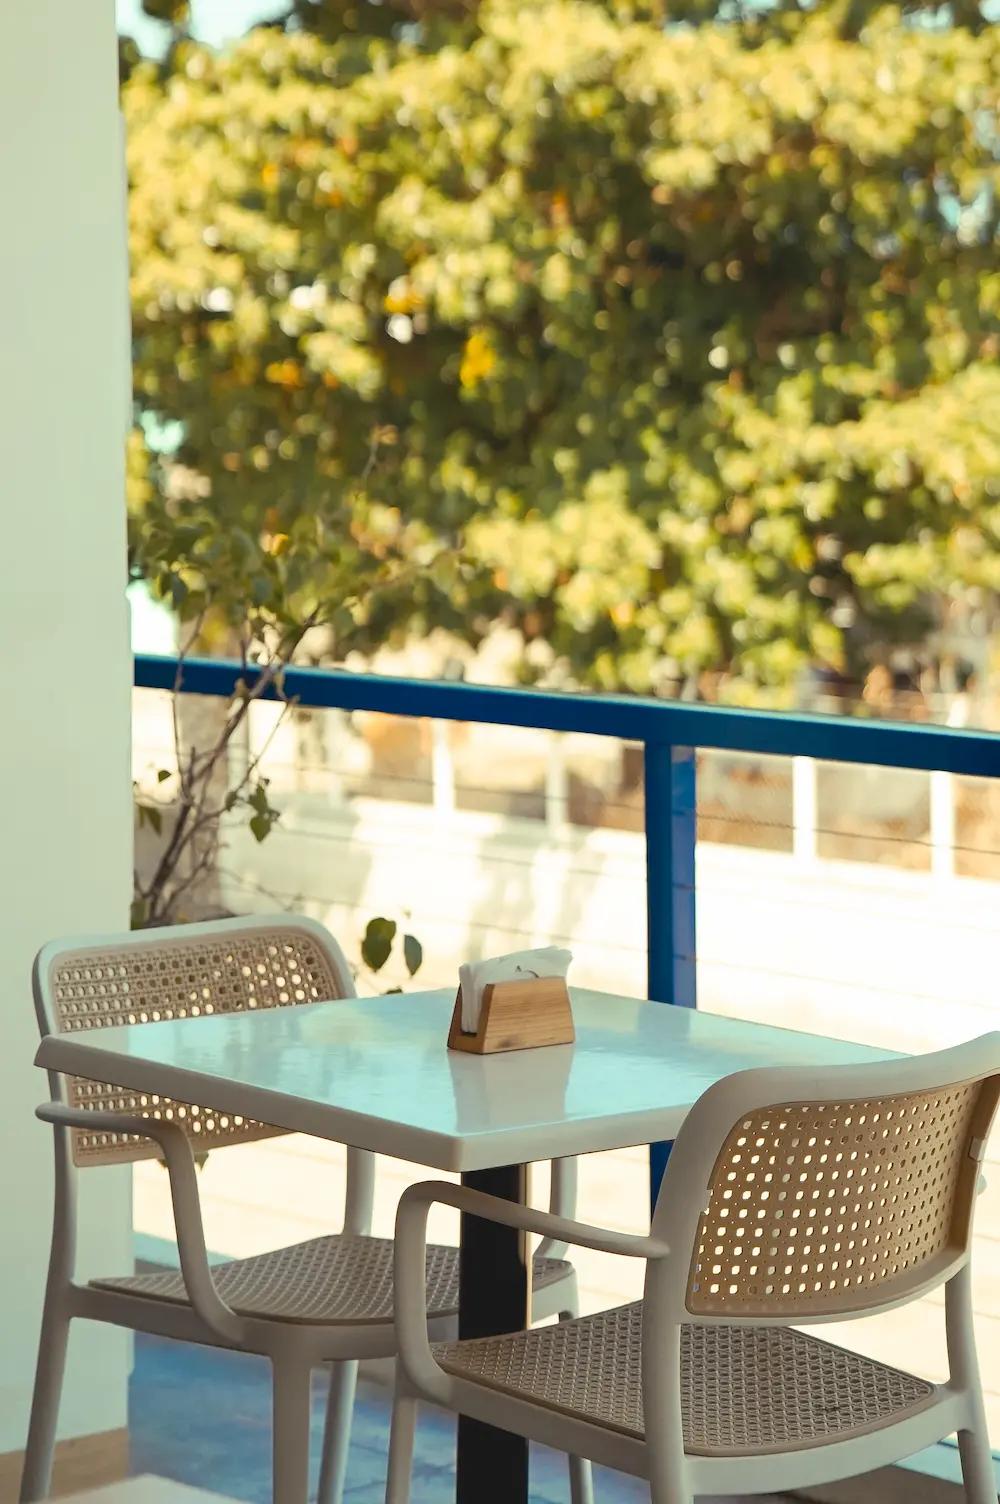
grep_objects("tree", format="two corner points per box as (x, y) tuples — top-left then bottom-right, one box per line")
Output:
(124, 0), (1000, 708)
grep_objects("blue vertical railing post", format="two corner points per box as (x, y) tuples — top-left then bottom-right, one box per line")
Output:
(644, 742), (697, 1208)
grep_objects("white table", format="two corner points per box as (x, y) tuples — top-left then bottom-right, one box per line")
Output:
(36, 987), (893, 1504)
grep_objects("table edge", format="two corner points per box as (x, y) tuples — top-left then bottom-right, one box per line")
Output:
(34, 1034), (688, 1172)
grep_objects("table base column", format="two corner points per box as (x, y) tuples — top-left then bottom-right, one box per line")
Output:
(456, 1164), (530, 1504)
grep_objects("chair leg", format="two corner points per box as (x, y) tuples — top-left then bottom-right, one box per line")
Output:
(957, 1424), (998, 1504)
(559, 1308), (595, 1504)
(385, 1388), (418, 1504)
(316, 1360), (358, 1504)
(568, 1430), (596, 1504)
(647, 1462), (692, 1504)
(271, 1355), (313, 1504)
(19, 1302), (71, 1503)
(643, 1319), (690, 1504)
(946, 1268), (998, 1504)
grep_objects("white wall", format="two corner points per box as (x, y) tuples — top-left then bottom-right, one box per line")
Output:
(0, 0), (132, 1453)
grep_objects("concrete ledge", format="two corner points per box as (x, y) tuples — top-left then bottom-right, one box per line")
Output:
(796, 1465), (963, 1504)
(0, 1428), (129, 1504)
(54, 1476), (236, 1503)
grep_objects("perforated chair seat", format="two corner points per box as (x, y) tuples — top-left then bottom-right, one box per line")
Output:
(91, 1235), (571, 1327)
(433, 1301), (937, 1455)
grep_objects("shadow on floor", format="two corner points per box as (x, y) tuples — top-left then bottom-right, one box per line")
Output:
(130, 1332), (658, 1504)
(131, 1331), (792, 1504)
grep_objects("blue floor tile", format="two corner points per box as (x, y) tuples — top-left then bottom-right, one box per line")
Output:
(130, 1332), (654, 1503)
(130, 1331), (790, 1503)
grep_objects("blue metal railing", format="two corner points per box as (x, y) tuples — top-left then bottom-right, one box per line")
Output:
(134, 652), (1000, 1195)
(135, 653), (1000, 771)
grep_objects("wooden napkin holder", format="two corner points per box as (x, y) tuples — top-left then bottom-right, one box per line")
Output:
(447, 976), (575, 1055)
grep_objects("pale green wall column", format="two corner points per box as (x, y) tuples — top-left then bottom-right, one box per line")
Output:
(0, 0), (133, 1458)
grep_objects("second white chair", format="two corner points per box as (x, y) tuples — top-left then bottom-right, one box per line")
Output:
(387, 1034), (1000, 1504)
(21, 914), (591, 1504)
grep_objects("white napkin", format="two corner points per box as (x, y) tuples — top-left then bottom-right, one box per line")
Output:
(458, 946), (572, 1033)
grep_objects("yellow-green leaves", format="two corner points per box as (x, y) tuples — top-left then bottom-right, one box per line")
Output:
(126, 0), (1000, 697)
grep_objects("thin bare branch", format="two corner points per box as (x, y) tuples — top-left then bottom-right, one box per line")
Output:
(225, 698), (295, 804)
(142, 614), (316, 923)
(217, 866), (301, 913)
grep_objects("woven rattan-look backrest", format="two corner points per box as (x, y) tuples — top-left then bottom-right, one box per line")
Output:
(36, 916), (353, 1167)
(672, 1046), (1000, 1322)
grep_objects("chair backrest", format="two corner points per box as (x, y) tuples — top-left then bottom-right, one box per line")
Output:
(653, 1035), (1000, 1323)
(34, 914), (355, 1167)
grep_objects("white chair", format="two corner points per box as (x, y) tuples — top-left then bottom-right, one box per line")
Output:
(21, 914), (590, 1504)
(388, 1034), (1000, 1504)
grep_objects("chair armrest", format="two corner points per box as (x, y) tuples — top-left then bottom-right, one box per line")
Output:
(391, 1179), (668, 1404)
(537, 1156), (578, 1261)
(400, 1180), (669, 1260)
(36, 1102), (248, 1346)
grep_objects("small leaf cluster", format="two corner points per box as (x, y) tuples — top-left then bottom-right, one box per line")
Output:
(360, 917), (424, 990)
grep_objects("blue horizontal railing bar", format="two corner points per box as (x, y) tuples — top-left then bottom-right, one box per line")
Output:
(135, 653), (1000, 777)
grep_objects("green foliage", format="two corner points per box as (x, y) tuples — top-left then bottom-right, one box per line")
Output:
(141, 0), (189, 22)
(135, 792), (164, 836)
(125, 0), (1000, 703)
(246, 778), (281, 842)
(403, 931), (424, 977)
(360, 915), (397, 972)
(359, 916), (424, 987)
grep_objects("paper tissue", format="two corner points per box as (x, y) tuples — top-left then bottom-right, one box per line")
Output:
(458, 946), (572, 1033)
(448, 945), (575, 1054)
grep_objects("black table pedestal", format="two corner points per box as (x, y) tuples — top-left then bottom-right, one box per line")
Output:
(456, 1164), (530, 1504)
